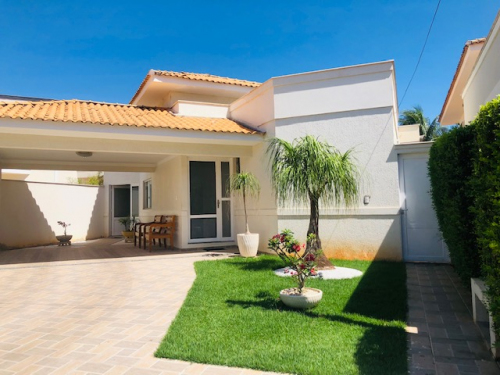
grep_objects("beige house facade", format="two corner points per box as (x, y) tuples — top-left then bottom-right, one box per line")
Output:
(0, 60), (444, 262)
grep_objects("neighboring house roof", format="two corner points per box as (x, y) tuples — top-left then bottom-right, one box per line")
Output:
(0, 100), (261, 135)
(439, 38), (486, 124)
(0, 94), (53, 102)
(130, 70), (260, 104)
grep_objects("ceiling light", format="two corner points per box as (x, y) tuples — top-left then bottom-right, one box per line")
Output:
(76, 151), (93, 158)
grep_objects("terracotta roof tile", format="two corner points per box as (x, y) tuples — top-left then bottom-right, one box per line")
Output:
(130, 70), (261, 104)
(0, 100), (261, 135)
(151, 70), (261, 88)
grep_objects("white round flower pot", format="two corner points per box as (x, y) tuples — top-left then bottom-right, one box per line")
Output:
(279, 287), (323, 309)
(237, 233), (259, 257)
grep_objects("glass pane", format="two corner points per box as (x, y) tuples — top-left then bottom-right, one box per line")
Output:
(114, 187), (130, 217)
(221, 161), (230, 198)
(190, 218), (217, 239)
(131, 187), (139, 216)
(222, 201), (231, 237)
(190, 161), (216, 215)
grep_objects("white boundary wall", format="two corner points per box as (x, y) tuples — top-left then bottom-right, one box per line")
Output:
(0, 180), (105, 249)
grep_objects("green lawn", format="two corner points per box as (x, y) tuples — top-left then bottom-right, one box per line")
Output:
(155, 256), (408, 375)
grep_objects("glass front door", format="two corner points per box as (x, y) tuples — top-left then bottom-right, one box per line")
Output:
(189, 160), (233, 243)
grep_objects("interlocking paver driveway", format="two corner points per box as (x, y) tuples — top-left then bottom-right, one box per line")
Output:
(0, 241), (280, 375)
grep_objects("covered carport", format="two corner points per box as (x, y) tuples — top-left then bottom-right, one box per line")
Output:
(0, 99), (264, 249)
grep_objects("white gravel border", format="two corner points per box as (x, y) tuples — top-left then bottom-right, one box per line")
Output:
(274, 266), (363, 280)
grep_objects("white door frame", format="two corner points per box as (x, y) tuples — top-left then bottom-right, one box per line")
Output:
(188, 158), (234, 244)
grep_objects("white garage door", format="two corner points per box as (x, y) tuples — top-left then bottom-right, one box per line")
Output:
(399, 153), (450, 263)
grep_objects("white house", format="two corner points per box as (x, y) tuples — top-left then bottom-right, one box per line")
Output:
(440, 11), (500, 125)
(0, 61), (446, 262)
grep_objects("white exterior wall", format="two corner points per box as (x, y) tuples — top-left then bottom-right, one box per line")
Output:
(463, 18), (500, 123)
(137, 156), (185, 247)
(0, 180), (105, 249)
(231, 61), (402, 260)
(171, 101), (229, 118)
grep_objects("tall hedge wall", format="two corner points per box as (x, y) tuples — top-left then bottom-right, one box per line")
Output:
(429, 96), (500, 339)
(473, 97), (500, 334)
(428, 125), (480, 284)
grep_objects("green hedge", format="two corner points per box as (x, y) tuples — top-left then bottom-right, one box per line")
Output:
(429, 96), (500, 340)
(428, 125), (480, 284)
(473, 97), (500, 335)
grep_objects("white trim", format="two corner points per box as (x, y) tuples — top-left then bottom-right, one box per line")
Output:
(463, 13), (500, 96)
(277, 207), (401, 216)
(0, 118), (264, 146)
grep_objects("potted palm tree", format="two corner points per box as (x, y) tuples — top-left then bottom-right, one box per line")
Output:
(118, 216), (137, 243)
(228, 172), (261, 257)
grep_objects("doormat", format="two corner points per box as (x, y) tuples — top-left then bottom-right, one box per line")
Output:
(203, 247), (225, 251)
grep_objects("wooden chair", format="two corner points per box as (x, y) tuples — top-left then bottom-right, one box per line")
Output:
(144, 215), (176, 252)
(134, 215), (162, 247)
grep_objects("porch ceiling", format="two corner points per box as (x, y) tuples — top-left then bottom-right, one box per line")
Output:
(0, 148), (165, 172)
(0, 113), (262, 172)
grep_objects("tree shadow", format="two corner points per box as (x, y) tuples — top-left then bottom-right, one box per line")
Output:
(343, 261), (407, 321)
(226, 259), (408, 374)
(222, 256), (285, 271)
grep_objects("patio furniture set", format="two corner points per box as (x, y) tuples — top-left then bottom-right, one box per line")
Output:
(133, 215), (176, 251)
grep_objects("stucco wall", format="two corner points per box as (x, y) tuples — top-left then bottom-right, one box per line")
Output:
(0, 180), (105, 249)
(231, 61), (402, 260)
(463, 19), (500, 123)
(274, 108), (402, 260)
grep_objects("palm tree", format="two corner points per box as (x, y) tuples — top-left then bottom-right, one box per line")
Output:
(228, 172), (260, 233)
(399, 105), (448, 141)
(267, 135), (360, 269)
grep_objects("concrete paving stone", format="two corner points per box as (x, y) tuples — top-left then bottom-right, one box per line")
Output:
(475, 360), (500, 375)
(432, 343), (454, 357)
(435, 362), (460, 375)
(78, 362), (115, 373)
(412, 353), (436, 369)
(122, 368), (162, 375)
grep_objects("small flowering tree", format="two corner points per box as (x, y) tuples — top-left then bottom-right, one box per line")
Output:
(268, 229), (321, 293)
(57, 221), (71, 235)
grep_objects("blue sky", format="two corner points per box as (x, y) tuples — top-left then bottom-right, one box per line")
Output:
(0, 1), (498, 120)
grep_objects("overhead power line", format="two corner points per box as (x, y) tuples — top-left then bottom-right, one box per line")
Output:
(398, 0), (442, 107)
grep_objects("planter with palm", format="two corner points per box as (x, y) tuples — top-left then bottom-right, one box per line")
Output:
(228, 172), (261, 257)
(267, 135), (360, 269)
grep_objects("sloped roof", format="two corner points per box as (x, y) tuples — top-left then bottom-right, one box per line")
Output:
(0, 100), (261, 135)
(151, 70), (261, 88)
(130, 70), (261, 104)
(439, 38), (486, 123)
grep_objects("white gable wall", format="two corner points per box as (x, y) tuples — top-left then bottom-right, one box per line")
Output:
(463, 15), (500, 123)
(230, 61), (402, 260)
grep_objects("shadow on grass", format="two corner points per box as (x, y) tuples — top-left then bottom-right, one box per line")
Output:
(226, 259), (408, 375)
(227, 293), (384, 329)
(343, 261), (407, 321)
(222, 256), (284, 271)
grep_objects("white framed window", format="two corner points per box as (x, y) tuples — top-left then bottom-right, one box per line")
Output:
(143, 179), (152, 209)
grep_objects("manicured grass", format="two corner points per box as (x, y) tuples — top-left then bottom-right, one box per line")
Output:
(155, 256), (407, 375)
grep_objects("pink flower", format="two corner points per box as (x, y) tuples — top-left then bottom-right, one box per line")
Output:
(304, 253), (315, 262)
